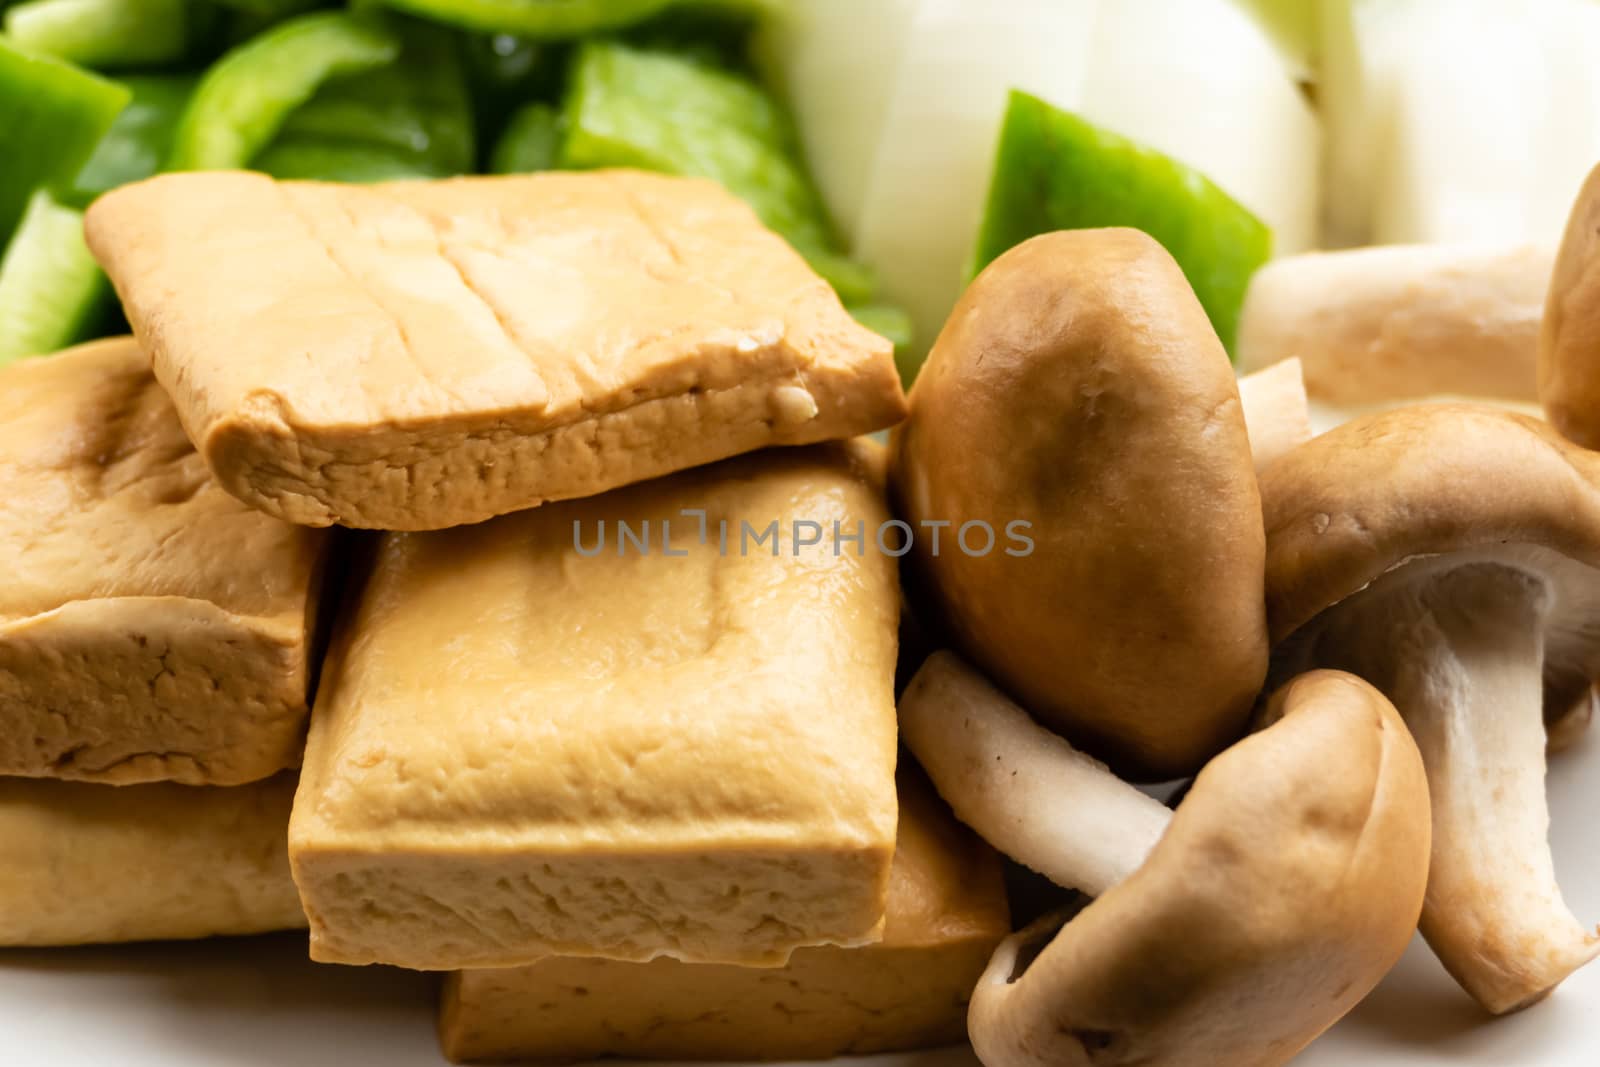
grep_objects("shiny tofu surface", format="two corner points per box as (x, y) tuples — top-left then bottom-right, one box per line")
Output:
(290, 441), (901, 970)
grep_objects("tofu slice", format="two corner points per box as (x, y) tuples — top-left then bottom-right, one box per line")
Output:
(289, 441), (900, 970)
(0, 773), (304, 945)
(84, 170), (908, 531)
(0, 338), (332, 785)
(437, 767), (1009, 1064)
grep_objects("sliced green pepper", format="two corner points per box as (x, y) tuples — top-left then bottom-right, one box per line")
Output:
(0, 189), (105, 365)
(0, 37), (129, 238)
(253, 21), (474, 181)
(370, 0), (676, 38)
(489, 102), (559, 173)
(559, 40), (875, 304)
(66, 74), (196, 204)
(206, 0), (322, 14)
(4, 0), (195, 70)
(248, 141), (442, 182)
(167, 11), (400, 171)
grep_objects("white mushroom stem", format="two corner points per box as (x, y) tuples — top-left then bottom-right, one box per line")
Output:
(1306, 558), (1600, 1013)
(1237, 358), (1313, 472)
(899, 651), (1171, 897)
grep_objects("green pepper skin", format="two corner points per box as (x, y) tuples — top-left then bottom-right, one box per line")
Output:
(0, 189), (105, 365)
(4, 0), (197, 70)
(373, 0), (675, 38)
(253, 19), (475, 181)
(559, 40), (875, 303)
(166, 10), (400, 171)
(67, 74), (196, 205)
(972, 90), (1272, 354)
(489, 101), (559, 173)
(0, 37), (129, 238)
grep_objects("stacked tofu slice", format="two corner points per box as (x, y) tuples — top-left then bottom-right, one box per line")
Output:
(0, 337), (326, 945)
(0, 168), (1008, 1061)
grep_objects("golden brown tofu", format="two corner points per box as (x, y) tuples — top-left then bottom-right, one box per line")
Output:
(0, 339), (332, 785)
(438, 768), (1009, 1064)
(86, 170), (908, 531)
(0, 773), (305, 945)
(289, 442), (901, 970)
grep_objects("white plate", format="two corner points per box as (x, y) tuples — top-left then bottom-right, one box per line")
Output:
(2, 727), (1597, 1065)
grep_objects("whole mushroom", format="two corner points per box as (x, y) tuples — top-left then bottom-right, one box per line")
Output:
(892, 229), (1268, 780)
(901, 653), (1431, 1067)
(1262, 403), (1600, 1013)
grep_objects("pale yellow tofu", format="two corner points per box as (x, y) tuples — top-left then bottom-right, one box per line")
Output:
(438, 768), (1009, 1063)
(0, 773), (304, 945)
(85, 170), (907, 531)
(0, 339), (332, 785)
(289, 441), (901, 970)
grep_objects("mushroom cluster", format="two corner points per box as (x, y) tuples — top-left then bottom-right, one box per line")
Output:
(889, 164), (1600, 1063)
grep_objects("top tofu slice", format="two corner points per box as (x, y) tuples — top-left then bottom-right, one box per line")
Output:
(0, 338), (332, 785)
(85, 170), (908, 531)
(289, 441), (900, 970)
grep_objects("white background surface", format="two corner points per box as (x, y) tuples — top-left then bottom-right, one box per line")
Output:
(2, 725), (1597, 1066)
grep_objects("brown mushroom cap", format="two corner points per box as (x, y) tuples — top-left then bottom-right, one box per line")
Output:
(1540, 161), (1600, 449)
(891, 229), (1267, 780)
(1263, 404), (1600, 1012)
(967, 670), (1429, 1067)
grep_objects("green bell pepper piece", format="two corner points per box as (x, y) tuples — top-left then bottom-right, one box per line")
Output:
(167, 11), (400, 171)
(370, 0), (675, 38)
(4, 0), (195, 70)
(66, 74), (196, 204)
(489, 102), (559, 173)
(0, 189), (105, 365)
(972, 90), (1272, 353)
(0, 37), (129, 238)
(252, 21), (474, 180)
(206, 0), (321, 14)
(559, 41), (875, 304)
(248, 142), (442, 182)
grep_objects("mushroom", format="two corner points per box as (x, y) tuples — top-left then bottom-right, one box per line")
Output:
(1237, 357), (1313, 473)
(1539, 160), (1600, 449)
(891, 228), (1267, 781)
(1239, 242), (1551, 415)
(1262, 403), (1600, 1013)
(900, 652), (1430, 1067)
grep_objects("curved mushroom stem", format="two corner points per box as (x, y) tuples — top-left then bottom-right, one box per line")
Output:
(1309, 561), (1600, 1013)
(899, 651), (1172, 897)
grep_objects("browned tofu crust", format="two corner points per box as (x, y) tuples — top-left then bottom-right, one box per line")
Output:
(0, 339), (332, 785)
(87, 170), (907, 530)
